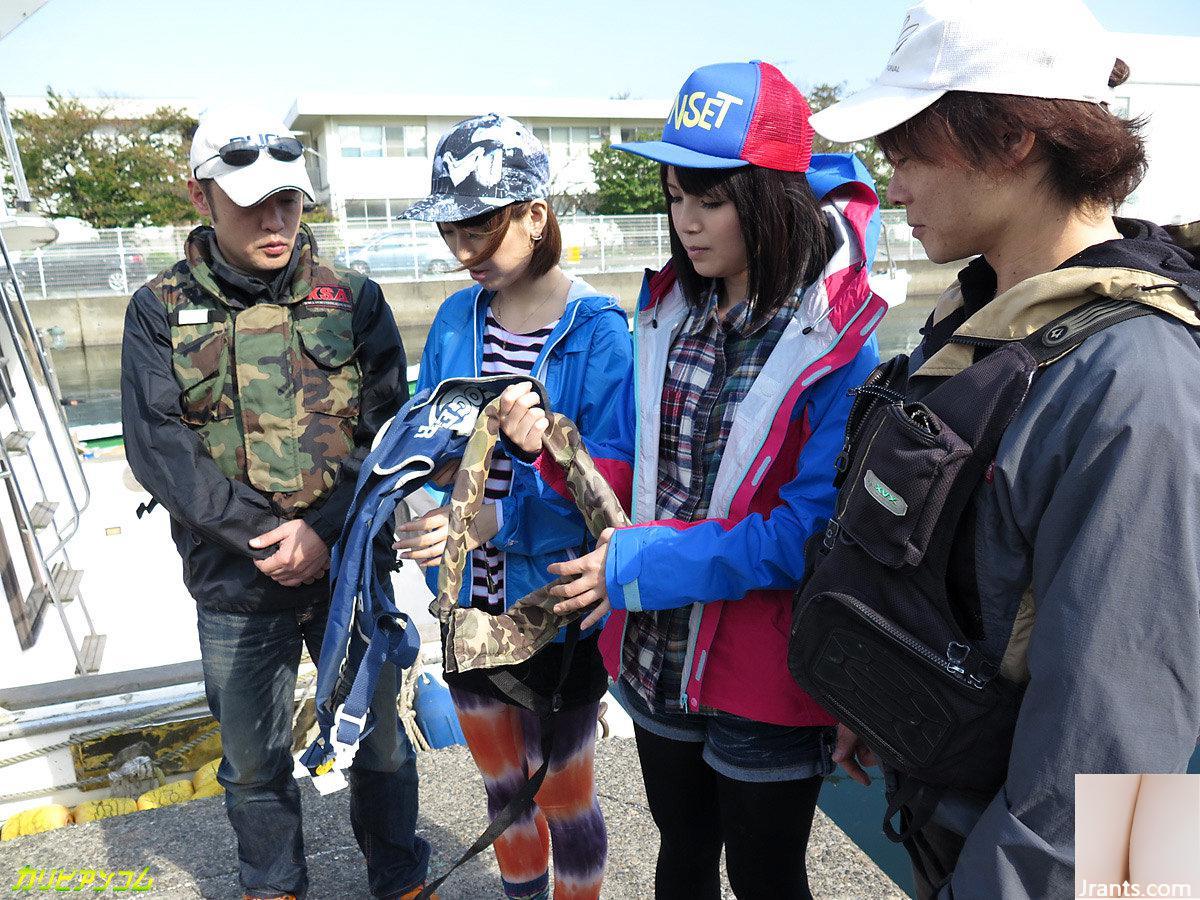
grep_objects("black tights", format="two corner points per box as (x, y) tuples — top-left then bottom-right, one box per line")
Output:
(633, 723), (824, 900)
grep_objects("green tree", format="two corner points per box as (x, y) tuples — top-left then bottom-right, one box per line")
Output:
(302, 203), (336, 224)
(11, 89), (197, 227)
(807, 82), (894, 205)
(589, 130), (663, 215)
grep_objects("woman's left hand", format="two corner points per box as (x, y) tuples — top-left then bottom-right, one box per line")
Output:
(547, 528), (614, 630)
(394, 503), (498, 569)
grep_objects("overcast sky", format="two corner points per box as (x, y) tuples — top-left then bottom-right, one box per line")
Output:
(2, 0), (1199, 115)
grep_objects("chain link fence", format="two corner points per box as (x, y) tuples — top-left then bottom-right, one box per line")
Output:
(9, 210), (922, 300)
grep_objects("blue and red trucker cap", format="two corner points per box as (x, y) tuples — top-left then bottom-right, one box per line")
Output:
(614, 61), (814, 172)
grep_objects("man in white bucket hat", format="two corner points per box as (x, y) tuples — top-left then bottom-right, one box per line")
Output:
(792, 2), (1200, 898)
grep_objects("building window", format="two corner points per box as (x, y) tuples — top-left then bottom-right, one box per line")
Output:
(531, 125), (603, 162)
(340, 123), (427, 158)
(344, 198), (415, 228)
(386, 125), (427, 157)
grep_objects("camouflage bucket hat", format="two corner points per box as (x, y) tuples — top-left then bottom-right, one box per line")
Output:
(400, 113), (550, 223)
(433, 400), (631, 673)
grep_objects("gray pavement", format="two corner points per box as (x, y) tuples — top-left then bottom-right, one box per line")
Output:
(0, 738), (904, 899)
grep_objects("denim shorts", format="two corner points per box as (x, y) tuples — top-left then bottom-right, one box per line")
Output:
(615, 678), (835, 783)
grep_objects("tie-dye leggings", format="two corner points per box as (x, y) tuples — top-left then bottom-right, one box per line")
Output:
(449, 685), (607, 900)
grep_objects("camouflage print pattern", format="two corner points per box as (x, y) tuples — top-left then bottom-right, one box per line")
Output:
(434, 402), (632, 673)
(146, 225), (363, 516)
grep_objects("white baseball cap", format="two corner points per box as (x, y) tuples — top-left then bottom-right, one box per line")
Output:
(189, 107), (315, 208)
(809, 0), (1117, 144)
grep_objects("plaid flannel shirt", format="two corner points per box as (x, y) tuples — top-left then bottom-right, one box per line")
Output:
(622, 285), (807, 711)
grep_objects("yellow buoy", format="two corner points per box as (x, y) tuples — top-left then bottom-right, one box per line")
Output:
(1, 805), (73, 840)
(191, 781), (224, 799)
(136, 780), (194, 810)
(73, 798), (138, 824)
(191, 758), (221, 793)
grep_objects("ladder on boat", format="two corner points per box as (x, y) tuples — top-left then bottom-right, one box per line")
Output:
(0, 90), (103, 675)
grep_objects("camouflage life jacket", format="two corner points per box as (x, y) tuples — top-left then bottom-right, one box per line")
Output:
(435, 400), (630, 674)
(146, 226), (363, 516)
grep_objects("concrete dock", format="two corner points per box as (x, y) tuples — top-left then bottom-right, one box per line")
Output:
(0, 737), (905, 899)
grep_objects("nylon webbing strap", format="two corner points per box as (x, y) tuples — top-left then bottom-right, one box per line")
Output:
(415, 621), (582, 900)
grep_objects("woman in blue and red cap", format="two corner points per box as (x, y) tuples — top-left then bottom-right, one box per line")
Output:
(497, 62), (887, 897)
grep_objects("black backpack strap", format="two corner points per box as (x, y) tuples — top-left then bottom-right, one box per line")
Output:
(884, 777), (957, 892)
(883, 775), (940, 844)
(905, 820), (955, 895)
(135, 497), (159, 519)
(1020, 296), (1159, 367)
(416, 620), (582, 899)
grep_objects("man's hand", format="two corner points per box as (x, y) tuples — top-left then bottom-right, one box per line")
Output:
(498, 382), (548, 457)
(832, 723), (880, 786)
(394, 503), (499, 569)
(547, 528), (614, 629)
(249, 520), (330, 587)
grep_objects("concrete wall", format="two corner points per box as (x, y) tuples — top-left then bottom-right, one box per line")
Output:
(23, 270), (651, 350)
(22, 263), (968, 352)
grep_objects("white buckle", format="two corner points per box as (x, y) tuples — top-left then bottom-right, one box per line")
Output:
(330, 703), (368, 770)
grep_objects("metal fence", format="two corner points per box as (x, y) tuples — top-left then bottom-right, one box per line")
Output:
(10, 210), (923, 300)
(878, 208), (927, 263)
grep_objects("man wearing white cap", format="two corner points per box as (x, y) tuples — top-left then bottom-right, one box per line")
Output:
(121, 108), (431, 900)
(790, 1), (1200, 897)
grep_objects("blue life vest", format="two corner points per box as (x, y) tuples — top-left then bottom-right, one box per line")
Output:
(301, 375), (548, 775)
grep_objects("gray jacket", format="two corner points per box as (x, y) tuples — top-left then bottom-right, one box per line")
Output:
(911, 221), (1200, 898)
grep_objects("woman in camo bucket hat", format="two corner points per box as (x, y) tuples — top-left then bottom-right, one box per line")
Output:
(396, 114), (633, 900)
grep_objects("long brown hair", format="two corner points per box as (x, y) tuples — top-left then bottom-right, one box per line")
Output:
(663, 164), (831, 319)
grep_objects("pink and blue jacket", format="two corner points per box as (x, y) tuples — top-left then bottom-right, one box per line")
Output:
(593, 154), (887, 727)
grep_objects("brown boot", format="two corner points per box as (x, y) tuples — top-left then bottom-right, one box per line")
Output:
(243, 895), (296, 900)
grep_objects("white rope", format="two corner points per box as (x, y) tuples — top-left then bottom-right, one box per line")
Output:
(397, 664), (430, 752)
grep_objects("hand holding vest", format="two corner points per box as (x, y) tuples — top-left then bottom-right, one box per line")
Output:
(435, 399), (631, 674)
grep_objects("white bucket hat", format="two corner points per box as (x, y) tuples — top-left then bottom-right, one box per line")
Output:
(809, 0), (1117, 144)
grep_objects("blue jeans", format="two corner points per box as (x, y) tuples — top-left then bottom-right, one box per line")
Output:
(615, 678), (834, 782)
(197, 600), (430, 899)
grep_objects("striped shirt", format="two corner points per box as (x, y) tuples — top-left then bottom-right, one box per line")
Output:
(470, 309), (558, 610)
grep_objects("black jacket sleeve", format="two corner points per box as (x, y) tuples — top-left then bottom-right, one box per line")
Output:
(120, 286), (282, 558)
(301, 280), (408, 545)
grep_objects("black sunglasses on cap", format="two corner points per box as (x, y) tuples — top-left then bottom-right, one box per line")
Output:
(195, 135), (304, 173)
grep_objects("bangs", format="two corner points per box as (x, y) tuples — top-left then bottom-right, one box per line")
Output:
(665, 164), (740, 200)
(877, 109), (960, 166)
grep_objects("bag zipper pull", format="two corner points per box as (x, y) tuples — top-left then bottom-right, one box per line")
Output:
(823, 518), (841, 551)
(946, 641), (970, 675)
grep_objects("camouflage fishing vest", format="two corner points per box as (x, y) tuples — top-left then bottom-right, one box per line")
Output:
(147, 226), (363, 516)
(435, 402), (631, 673)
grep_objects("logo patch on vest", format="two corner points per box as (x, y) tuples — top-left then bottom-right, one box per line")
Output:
(306, 285), (352, 310)
(865, 469), (908, 517)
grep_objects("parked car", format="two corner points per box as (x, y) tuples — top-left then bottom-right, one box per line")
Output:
(13, 242), (151, 296)
(333, 231), (457, 278)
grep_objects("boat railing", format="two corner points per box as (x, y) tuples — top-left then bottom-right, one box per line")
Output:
(0, 89), (103, 675)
